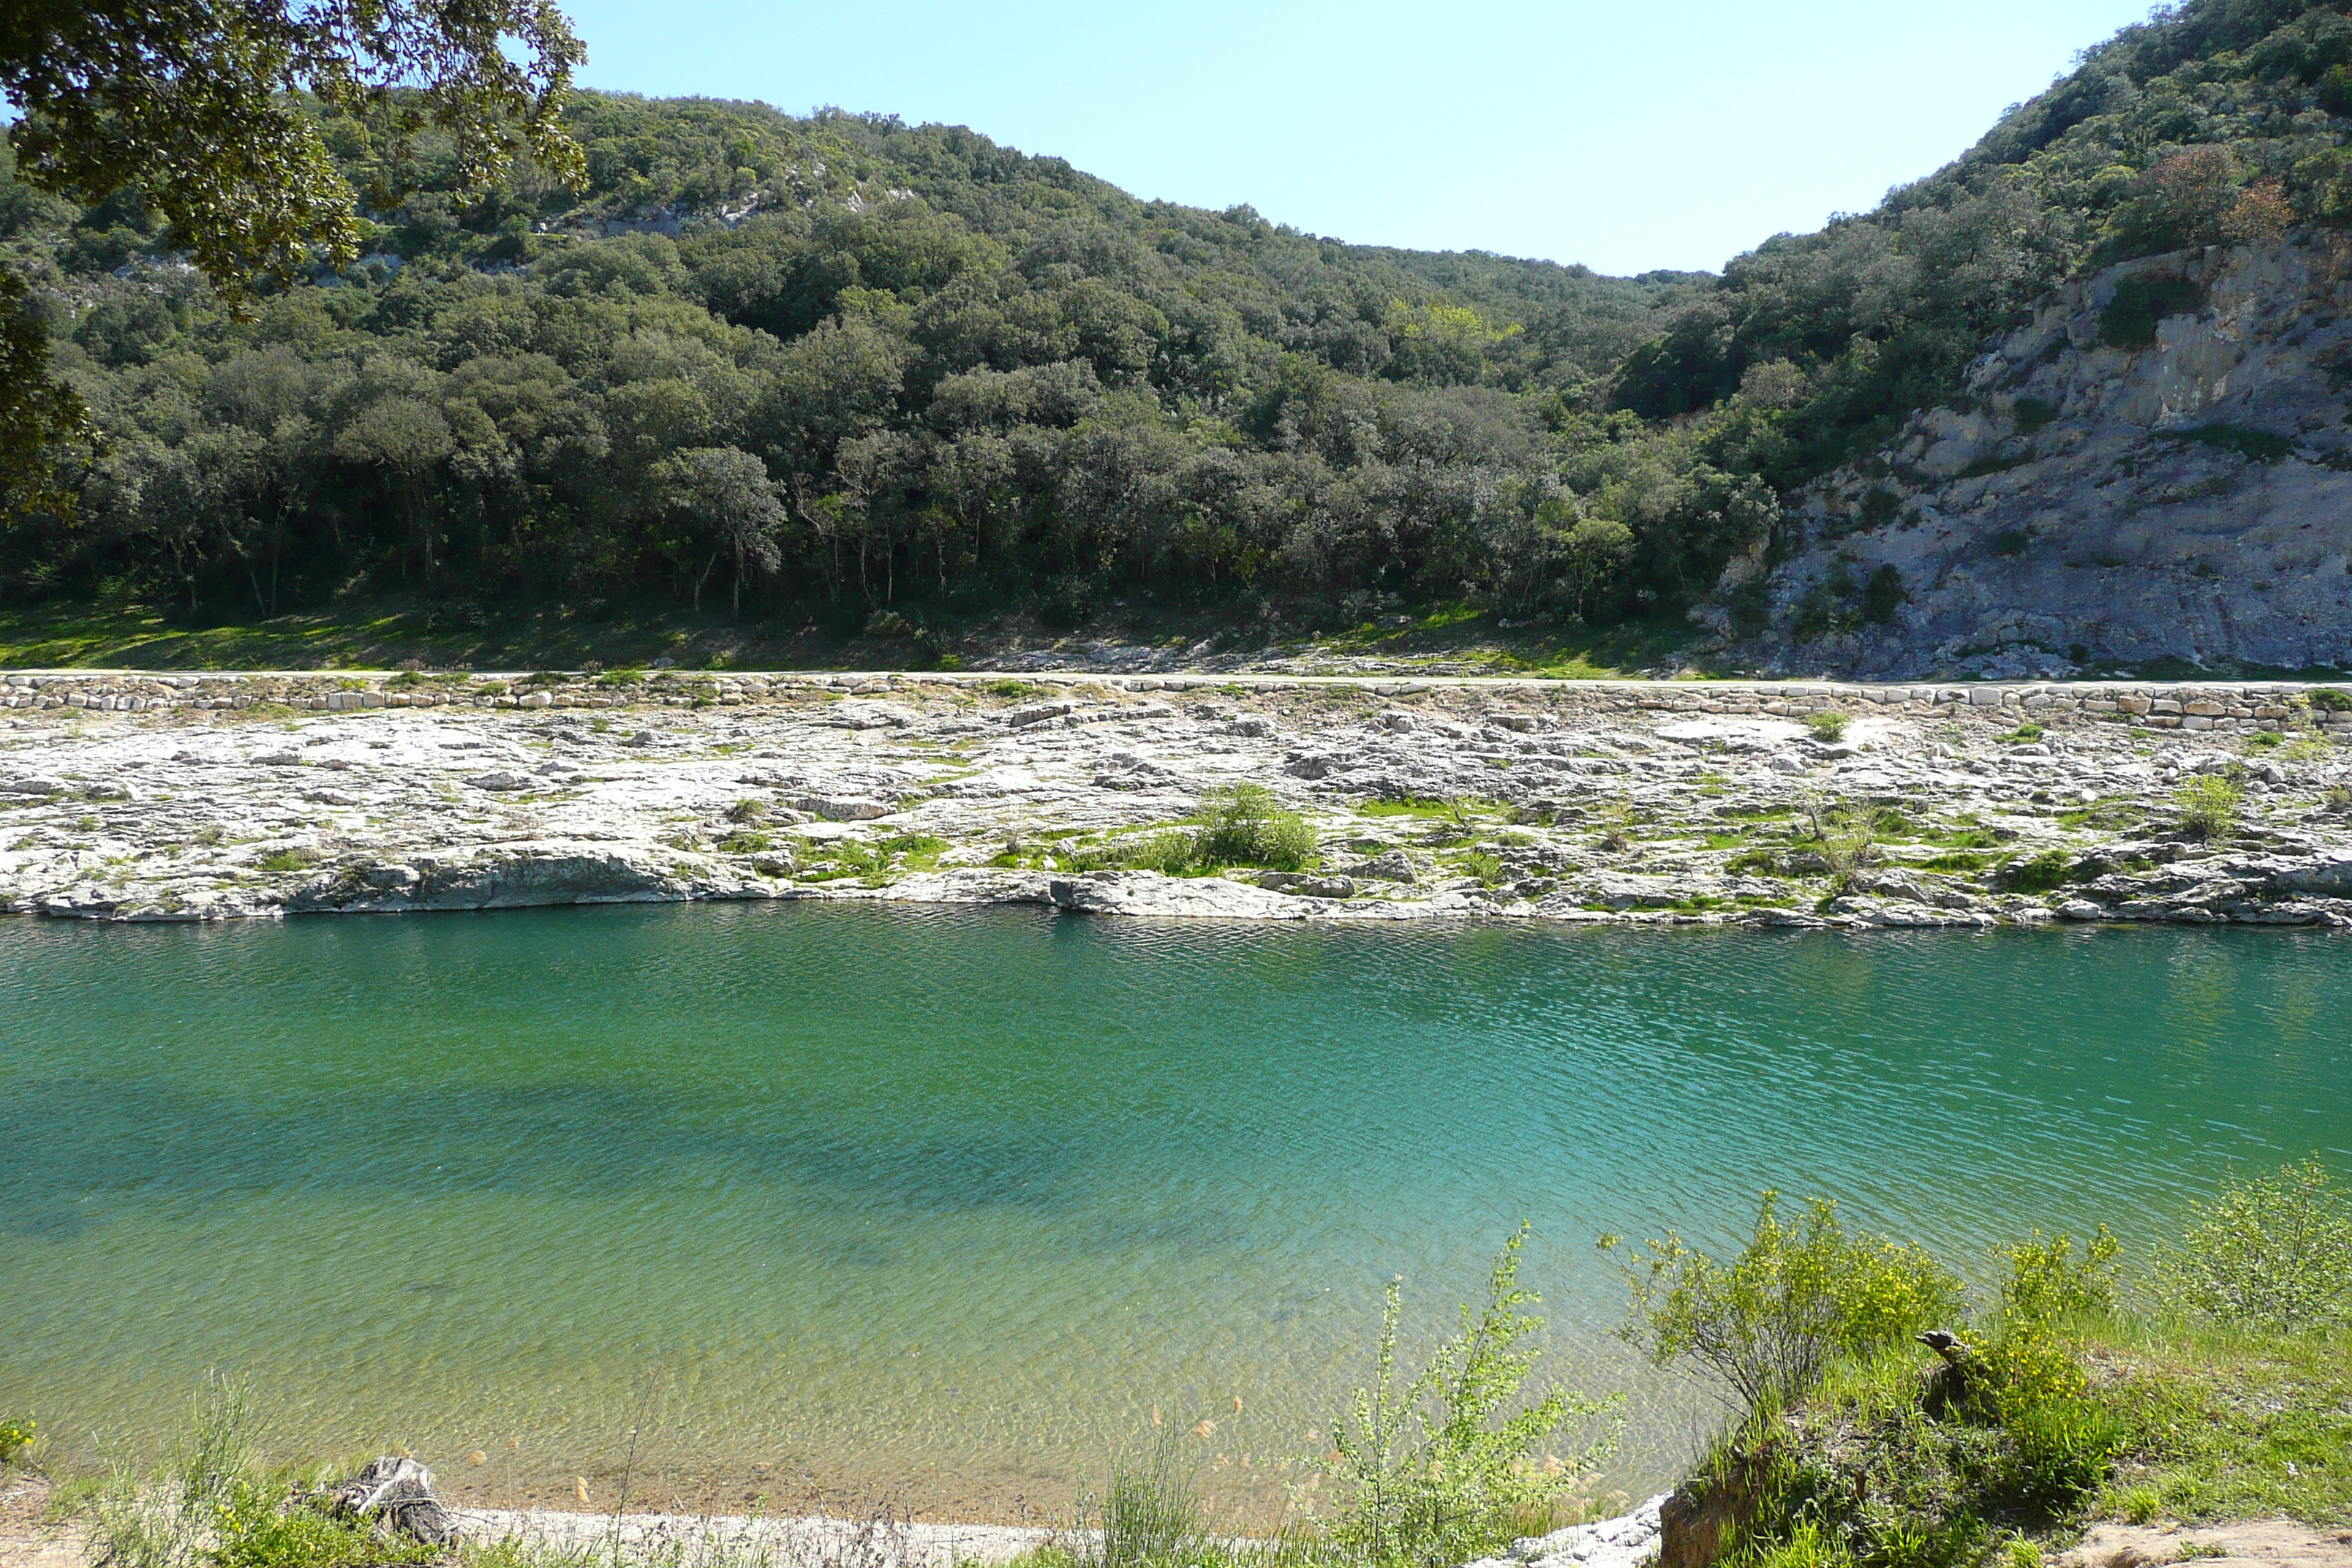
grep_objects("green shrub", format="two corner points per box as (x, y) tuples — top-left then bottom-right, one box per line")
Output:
(1605, 1191), (1964, 1414)
(0, 1416), (31, 1465)
(2013, 396), (2058, 434)
(1998, 724), (2045, 745)
(2174, 424), (2293, 464)
(724, 798), (768, 823)
(1996, 1228), (2121, 1329)
(1191, 785), (1317, 871)
(2152, 1159), (2352, 1330)
(1324, 1224), (1621, 1568)
(2171, 776), (2243, 840)
(2098, 275), (2205, 350)
(716, 829), (772, 853)
(2310, 687), (2352, 712)
(1860, 565), (1908, 625)
(1805, 712), (1850, 743)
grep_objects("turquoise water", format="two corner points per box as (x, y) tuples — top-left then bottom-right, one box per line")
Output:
(2, 908), (2347, 1516)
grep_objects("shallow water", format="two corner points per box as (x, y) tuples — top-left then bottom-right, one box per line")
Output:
(3, 908), (2347, 1515)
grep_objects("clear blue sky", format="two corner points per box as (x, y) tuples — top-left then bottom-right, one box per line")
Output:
(559, 0), (2157, 277)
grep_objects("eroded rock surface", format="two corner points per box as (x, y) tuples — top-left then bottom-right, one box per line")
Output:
(4, 669), (2350, 930)
(1716, 233), (2352, 679)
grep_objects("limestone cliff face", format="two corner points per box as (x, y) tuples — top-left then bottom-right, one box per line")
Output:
(1708, 233), (2352, 679)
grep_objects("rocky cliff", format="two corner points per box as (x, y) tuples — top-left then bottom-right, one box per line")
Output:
(1708, 233), (2352, 680)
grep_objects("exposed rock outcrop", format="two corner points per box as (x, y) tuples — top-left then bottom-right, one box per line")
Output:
(1712, 233), (2352, 680)
(4, 668), (2349, 931)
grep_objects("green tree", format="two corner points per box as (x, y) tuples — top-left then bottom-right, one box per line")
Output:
(0, 0), (586, 516)
(2, 0), (584, 292)
(651, 445), (785, 614)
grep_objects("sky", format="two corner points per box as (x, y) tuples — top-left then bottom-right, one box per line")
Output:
(558, 0), (2160, 278)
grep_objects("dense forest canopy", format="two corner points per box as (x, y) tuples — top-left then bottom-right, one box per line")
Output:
(6, 0), (2351, 636)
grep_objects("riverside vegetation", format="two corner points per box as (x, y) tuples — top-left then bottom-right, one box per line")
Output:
(13, 0), (2352, 676)
(6, 1163), (2347, 1568)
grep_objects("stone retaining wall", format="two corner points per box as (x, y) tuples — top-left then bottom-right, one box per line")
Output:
(4, 670), (2351, 735)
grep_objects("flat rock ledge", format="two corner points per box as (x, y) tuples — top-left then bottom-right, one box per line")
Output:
(5, 670), (2350, 932)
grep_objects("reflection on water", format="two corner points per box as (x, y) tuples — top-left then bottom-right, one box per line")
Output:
(2, 907), (2347, 1515)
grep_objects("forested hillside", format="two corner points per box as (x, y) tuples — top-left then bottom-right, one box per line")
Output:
(7, 0), (2352, 649)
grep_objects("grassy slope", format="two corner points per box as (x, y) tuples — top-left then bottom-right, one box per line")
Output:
(2096, 1322), (2352, 1526)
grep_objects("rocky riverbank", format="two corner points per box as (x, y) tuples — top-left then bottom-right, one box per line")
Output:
(4, 668), (2351, 930)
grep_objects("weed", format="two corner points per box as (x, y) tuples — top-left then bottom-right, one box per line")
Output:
(2171, 777), (2243, 840)
(724, 799), (768, 823)
(2310, 687), (2352, 712)
(1323, 1224), (1621, 1568)
(2002, 851), (2073, 895)
(2115, 1485), (2162, 1524)
(1795, 796), (1888, 889)
(1805, 712), (1851, 743)
(987, 679), (1043, 698)
(1998, 725), (2046, 745)
(2244, 730), (2284, 750)
(717, 830), (772, 854)
(1457, 852), (1505, 886)
(1191, 785), (1317, 871)
(0, 1416), (31, 1466)
(94, 1379), (429, 1568)
(1047, 1453), (1229, 1568)
(1592, 799), (1637, 853)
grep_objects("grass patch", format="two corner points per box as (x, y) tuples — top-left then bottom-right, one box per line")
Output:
(1919, 851), (1995, 873)
(1061, 787), (1319, 876)
(254, 846), (321, 873)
